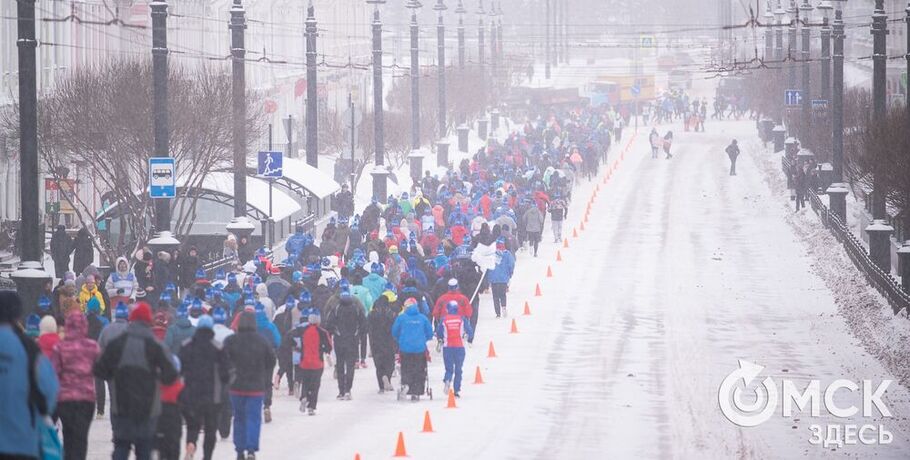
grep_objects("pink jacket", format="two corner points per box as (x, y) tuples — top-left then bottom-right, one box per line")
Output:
(51, 312), (101, 403)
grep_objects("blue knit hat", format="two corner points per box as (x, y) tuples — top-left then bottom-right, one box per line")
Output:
(114, 302), (129, 320)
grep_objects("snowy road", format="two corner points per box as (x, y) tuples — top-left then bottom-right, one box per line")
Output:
(86, 121), (910, 460)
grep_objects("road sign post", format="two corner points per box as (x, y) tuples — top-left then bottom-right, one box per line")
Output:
(148, 157), (176, 199)
(258, 151), (283, 224)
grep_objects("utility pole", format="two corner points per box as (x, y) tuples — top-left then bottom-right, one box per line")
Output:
(369, 1), (387, 203)
(867, 0), (893, 271)
(553, 0), (560, 65)
(12, 0), (50, 315)
(788, 1), (797, 92)
(478, 0), (486, 81)
(305, 2), (318, 168)
(828, 3), (847, 223)
(764, 2), (774, 64)
(435, 0), (447, 139)
(820, 1), (832, 102)
(408, 1), (422, 150)
(800, 1), (813, 137)
(489, 2), (497, 91)
(151, 0), (170, 233)
(230, 0), (247, 218)
(456, 0), (466, 69)
(545, 0), (551, 79)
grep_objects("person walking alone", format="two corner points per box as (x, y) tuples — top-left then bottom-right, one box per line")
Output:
(663, 131), (674, 159)
(649, 128), (661, 159)
(726, 139), (740, 176)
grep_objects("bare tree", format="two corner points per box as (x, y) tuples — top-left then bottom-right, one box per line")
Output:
(1, 59), (263, 261)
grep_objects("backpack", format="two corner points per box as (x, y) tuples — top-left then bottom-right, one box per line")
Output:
(16, 332), (62, 460)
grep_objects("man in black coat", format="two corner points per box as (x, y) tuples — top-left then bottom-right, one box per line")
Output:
(49, 225), (72, 279)
(176, 247), (201, 295)
(222, 312), (276, 459)
(179, 315), (230, 460)
(323, 287), (365, 400)
(93, 303), (178, 460)
(367, 294), (397, 392)
(72, 227), (94, 275)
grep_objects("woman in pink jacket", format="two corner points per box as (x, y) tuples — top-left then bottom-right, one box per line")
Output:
(50, 311), (101, 460)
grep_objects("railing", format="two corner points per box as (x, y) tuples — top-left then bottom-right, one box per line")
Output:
(806, 189), (910, 316)
(201, 213), (316, 278)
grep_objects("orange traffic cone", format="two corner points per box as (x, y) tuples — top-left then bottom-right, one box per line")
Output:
(474, 366), (485, 384)
(572, 228), (579, 238)
(546, 265), (553, 277)
(584, 213), (589, 224)
(393, 432), (408, 457)
(487, 341), (498, 358)
(523, 301), (532, 315)
(510, 318), (519, 334)
(446, 389), (457, 409)
(580, 221), (586, 231)
(563, 238), (569, 248)
(421, 410), (435, 433)
(535, 283), (542, 296)
(354, 454), (361, 460)
(556, 250), (563, 262)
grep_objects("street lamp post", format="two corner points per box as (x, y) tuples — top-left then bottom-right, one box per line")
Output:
(456, 0), (466, 70)
(230, 0), (247, 218)
(764, 1), (774, 62)
(305, 2), (318, 168)
(407, 0), (422, 151)
(435, 0), (447, 141)
(799, 0), (813, 137)
(11, 0), (50, 316)
(151, 0), (171, 234)
(436, 0), (450, 168)
(819, 1), (833, 102)
(147, 0), (180, 255)
(478, 0), (486, 80)
(489, 1), (497, 91)
(867, 0), (893, 271)
(368, 1), (388, 203)
(788, 1), (797, 90)
(775, 0), (785, 61)
(827, 1), (848, 223)
(545, 0), (551, 79)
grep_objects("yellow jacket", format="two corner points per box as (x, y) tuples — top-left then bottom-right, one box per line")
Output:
(78, 285), (106, 313)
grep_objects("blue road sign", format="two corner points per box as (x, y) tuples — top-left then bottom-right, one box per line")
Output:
(811, 99), (828, 110)
(785, 89), (803, 106)
(258, 151), (283, 178)
(148, 157), (176, 199)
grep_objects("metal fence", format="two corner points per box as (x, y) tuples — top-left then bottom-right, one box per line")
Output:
(201, 212), (317, 278)
(806, 189), (910, 315)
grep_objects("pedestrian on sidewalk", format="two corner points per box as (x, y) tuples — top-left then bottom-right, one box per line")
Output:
(368, 292), (397, 393)
(522, 205), (545, 257)
(50, 311), (100, 460)
(794, 163), (808, 212)
(726, 139), (740, 176)
(548, 194), (567, 243)
(663, 131), (674, 159)
(323, 284), (365, 401)
(222, 311), (275, 460)
(436, 301), (474, 398)
(392, 298), (434, 401)
(179, 315), (230, 460)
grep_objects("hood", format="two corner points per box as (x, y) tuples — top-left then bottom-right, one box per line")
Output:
(39, 315), (58, 336)
(64, 311), (88, 340)
(405, 304), (420, 316)
(237, 311), (257, 332)
(115, 256), (130, 276)
(255, 283), (268, 297)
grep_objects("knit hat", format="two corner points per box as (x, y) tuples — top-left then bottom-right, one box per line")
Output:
(448, 278), (459, 290)
(403, 298), (418, 310)
(196, 314), (214, 330)
(212, 307), (227, 324)
(114, 302), (129, 320)
(39, 315), (57, 336)
(25, 314), (41, 337)
(0, 292), (23, 324)
(129, 302), (153, 325)
(446, 300), (459, 315)
(86, 297), (101, 314)
(37, 296), (52, 313)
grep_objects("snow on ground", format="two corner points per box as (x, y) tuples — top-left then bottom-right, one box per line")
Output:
(84, 118), (910, 459)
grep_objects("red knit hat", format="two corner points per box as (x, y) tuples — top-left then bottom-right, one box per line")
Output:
(129, 302), (153, 325)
